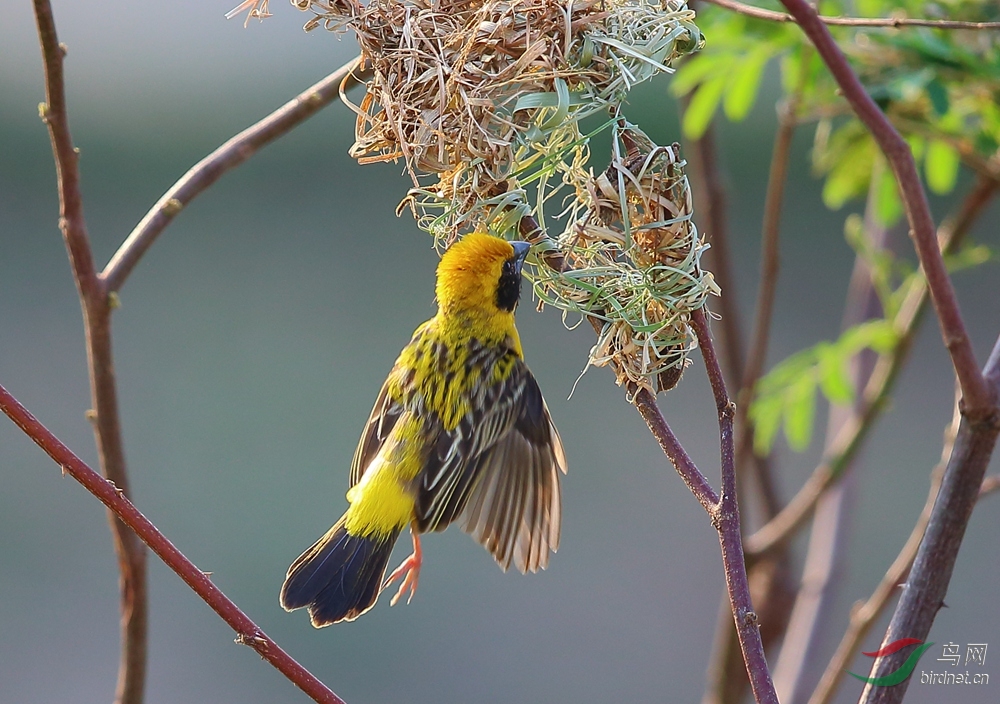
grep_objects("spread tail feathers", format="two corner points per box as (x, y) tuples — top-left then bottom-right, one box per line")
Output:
(280, 519), (401, 626)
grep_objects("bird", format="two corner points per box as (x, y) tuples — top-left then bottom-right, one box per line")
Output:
(279, 233), (567, 627)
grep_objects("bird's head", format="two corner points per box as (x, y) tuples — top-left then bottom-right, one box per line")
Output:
(435, 233), (531, 317)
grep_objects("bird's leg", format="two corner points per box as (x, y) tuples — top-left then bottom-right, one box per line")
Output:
(383, 529), (422, 606)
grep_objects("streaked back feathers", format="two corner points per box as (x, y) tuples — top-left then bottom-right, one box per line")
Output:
(281, 233), (565, 626)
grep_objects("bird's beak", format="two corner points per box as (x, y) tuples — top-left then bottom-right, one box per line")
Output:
(510, 241), (531, 275)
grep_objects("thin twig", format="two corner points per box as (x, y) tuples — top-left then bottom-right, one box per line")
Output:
(684, 122), (743, 389)
(777, 0), (995, 419)
(745, 174), (1000, 557)
(739, 100), (795, 424)
(807, 391), (960, 704)
(691, 309), (779, 704)
(981, 474), (1000, 498)
(859, 336), (1000, 704)
(690, 114), (790, 704)
(735, 69), (808, 514)
(705, 0), (1000, 30)
(102, 57), (368, 293)
(32, 3), (147, 702)
(0, 384), (347, 704)
(772, 179), (888, 702)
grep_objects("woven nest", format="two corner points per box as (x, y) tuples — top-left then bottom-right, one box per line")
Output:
(530, 122), (718, 392)
(297, 0), (700, 220)
(279, 0), (714, 391)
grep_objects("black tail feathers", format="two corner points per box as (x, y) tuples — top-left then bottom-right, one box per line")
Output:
(280, 518), (401, 626)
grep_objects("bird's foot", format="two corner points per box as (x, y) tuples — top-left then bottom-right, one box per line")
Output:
(383, 532), (422, 606)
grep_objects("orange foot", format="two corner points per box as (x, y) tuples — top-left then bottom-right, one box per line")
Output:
(383, 531), (422, 606)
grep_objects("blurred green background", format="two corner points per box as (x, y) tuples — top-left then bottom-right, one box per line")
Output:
(1, 2), (997, 703)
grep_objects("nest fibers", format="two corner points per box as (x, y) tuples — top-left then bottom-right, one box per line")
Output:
(260, 0), (714, 391)
(533, 122), (719, 391)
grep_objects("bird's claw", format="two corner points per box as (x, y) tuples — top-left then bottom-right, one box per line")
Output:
(382, 531), (422, 606)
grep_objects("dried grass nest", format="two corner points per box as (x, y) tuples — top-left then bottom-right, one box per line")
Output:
(238, 0), (717, 391)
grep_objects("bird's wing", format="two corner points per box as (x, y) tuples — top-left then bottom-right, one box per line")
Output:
(349, 375), (404, 488)
(414, 358), (566, 573)
(458, 369), (566, 573)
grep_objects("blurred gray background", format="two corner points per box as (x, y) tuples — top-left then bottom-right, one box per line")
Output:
(1, 1), (997, 703)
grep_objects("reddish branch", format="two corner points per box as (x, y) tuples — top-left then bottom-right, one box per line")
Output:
(633, 311), (779, 704)
(0, 384), (347, 704)
(808, 399), (959, 704)
(706, 0), (1000, 29)
(32, 3), (147, 702)
(775, 0), (996, 419)
(103, 59), (367, 292)
(860, 336), (1000, 704)
(691, 309), (778, 704)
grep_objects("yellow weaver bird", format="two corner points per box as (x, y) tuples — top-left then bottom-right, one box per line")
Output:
(280, 233), (567, 626)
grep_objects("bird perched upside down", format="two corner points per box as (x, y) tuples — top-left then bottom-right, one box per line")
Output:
(280, 233), (567, 626)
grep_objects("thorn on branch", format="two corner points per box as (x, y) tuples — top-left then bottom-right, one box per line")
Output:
(235, 632), (269, 650)
(161, 198), (183, 217)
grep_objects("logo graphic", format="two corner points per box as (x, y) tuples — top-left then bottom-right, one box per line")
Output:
(848, 639), (935, 686)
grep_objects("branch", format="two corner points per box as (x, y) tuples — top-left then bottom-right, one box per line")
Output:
(688, 108), (791, 704)
(772, 181), (888, 702)
(981, 474), (1000, 498)
(734, 64), (808, 516)
(775, 0), (996, 418)
(102, 57), (368, 293)
(683, 122), (743, 389)
(807, 393), (960, 704)
(691, 309), (779, 704)
(745, 172), (1000, 557)
(705, 0), (1000, 30)
(859, 335), (1000, 704)
(0, 384), (347, 704)
(33, 2), (147, 701)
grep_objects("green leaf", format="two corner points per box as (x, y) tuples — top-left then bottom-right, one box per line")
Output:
(874, 166), (903, 227)
(780, 50), (801, 95)
(783, 372), (817, 452)
(816, 343), (854, 405)
(670, 54), (722, 97)
(750, 394), (784, 456)
(926, 79), (949, 117)
(683, 74), (727, 139)
(723, 46), (771, 122)
(925, 140), (960, 195)
(754, 348), (817, 395)
(839, 319), (898, 355)
(945, 244), (993, 273)
(822, 136), (876, 209)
